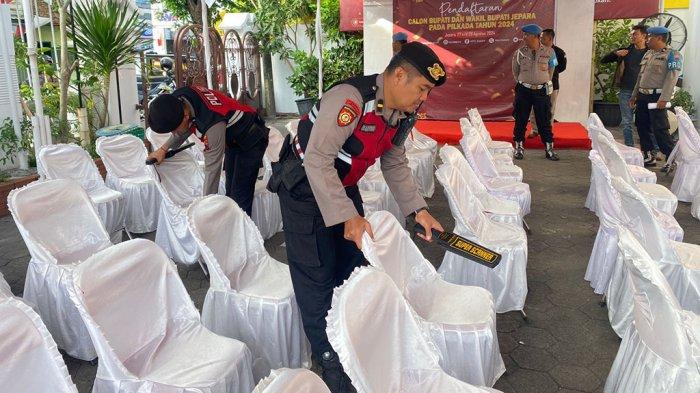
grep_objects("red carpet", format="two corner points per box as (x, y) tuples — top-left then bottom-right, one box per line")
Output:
(415, 120), (591, 149)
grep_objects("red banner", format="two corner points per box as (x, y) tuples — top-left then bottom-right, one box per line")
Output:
(340, 0), (363, 32)
(394, 1), (555, 120)
(594, 0), (660, 20)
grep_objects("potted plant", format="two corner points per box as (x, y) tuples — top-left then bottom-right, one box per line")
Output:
(592, 19), (634, 127)
(288, 50), (321, 115)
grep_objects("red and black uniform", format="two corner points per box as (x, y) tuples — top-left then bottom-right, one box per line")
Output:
(168, 85), (269, 216)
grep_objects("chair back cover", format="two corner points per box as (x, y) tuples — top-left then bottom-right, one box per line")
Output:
(146, 141), (204, 209)
(187, 194), (267, 290)
(8, 179), (111, 264)
(435, 163), (487, 237)
(617, 228), (696, 366)
(458, 123), (500, 179)
(589, 151), (625, 227)
(96, 134), (149, 180)
(611, 177), (676, 263)
(0, 297), (78, 392)
(675, 107), (700, 160)
(467, 108), (492, 142)
(595, 134), (635, 185)
(69, 239), (201, 380)
(37, 143), (107, 194)
(326, 266), (443, 392)
(253, 368), (330, 393)
(1, 271), (12, 297)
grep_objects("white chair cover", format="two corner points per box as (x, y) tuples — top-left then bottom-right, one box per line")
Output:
(37, 143), (126, 241)
(585, 152), (683, 295)
(596, 134), (678, 215)
(588, 113), (644, 166)
(96, 134), (161, 233)
(362, 211), (505, 386)
(0, 297), (78, 393)
(440, 146), (523, 225)
(405, 127), (437, 198)
(0, 271), (11, 297)
(604, 228), (700, 393)
(146, 130), (203, 264)
(456, 131), (531, 215)
(252, 368), (330, 393)
(693, 194), (700, 221)
(68, 239), (255, 392)
(436, 163), (528, 313)
(459, 120), (521, 181)
(286, 119), (299, 137)
(252, 126), (284, 239)
(609, 177), (699, 317)
(358, 161), (405, 227)
(186, 195), (310, 381)
(7, 179), (110, 360)
(326, 266), (501, 393)
(670, 107), (700, 202)
(467, 108), (515, 157)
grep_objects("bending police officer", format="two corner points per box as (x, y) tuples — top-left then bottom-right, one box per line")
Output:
(268, 42), (446, 392)
(512, 23), (559, 161)
(147, 85), (269, 215)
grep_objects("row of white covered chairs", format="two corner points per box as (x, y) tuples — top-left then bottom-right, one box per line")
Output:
(327, 264), (501, 392)
(603, 227), (699, 393)
(605, 176), (699, 337)
(467, 108), (515, 158)
(435, 149), (528, 313)
(585, 150), (683, 295)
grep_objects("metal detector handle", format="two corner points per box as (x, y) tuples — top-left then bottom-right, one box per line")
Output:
(413, 222), (441, 239)
(145, 142), (195, 165)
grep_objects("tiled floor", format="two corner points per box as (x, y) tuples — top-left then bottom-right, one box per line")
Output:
(1, 122), (697, 392)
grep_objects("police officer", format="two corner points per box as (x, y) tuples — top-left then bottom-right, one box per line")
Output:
(268, 42), (445, 392)
(629, 26), (682, 169)
(392, 31), (408, 54)
(147, 85), (269, 215)
(512, 23), (559, 161)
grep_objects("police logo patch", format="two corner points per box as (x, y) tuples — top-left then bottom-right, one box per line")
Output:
(428, 63), (445, 81)
(360, 124), (376, 133)
(337, 106), (357, 127)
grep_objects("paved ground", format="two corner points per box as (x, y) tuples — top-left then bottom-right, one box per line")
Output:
(1, 122), (698, 392)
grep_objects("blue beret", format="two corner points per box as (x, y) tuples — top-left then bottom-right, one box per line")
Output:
(521, 24), (542, 35)
(647, 26), (670, 36)
(393, 32), (408, 42)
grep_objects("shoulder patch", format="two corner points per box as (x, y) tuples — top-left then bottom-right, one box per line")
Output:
(667, 50), (683, 71)
(337, 100), (360, 127)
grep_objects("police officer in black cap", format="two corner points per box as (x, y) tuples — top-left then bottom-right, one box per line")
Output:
(147, 85), (269, 215)
(267, 41), (446, 392)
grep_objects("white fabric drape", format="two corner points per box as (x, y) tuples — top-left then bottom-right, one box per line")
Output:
(405, 128), (438, 198)
(440, 146), (523, 225)
(186, 195), (310, 381)
(358, 161), (405, 227)
(588, 113), (644, 166)
(252, 368), (330, 393)
(435, 163), (528, 313)
(0, 271), (11, 297)
(459, 120), (521, 181)
(467, 108), (514, 158)
(252, 126), (284, 239)
(7, 179), (111, 360)
(603, 228), (700, 393)
(326, 266), (501, 393)
(669, 107), (700, 202)
(37, 143), (125, 241)
(0, 297), (79, 392)
(361, 211), (505, 386)
(67, 239), (255, 392)
(96, 135), (160, 233)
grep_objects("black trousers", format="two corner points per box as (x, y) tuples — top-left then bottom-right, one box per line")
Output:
(513, 83), (554, 143)
(224, 136), (268, 216)
(278, 183), (366, 360)
(635, 93), (675, 157)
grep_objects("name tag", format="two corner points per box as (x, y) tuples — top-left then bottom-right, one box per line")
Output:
(360, 124), (376, 133)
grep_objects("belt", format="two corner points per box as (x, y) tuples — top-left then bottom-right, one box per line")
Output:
(519, 81), (550, 90)
(638, 88), (663, 95)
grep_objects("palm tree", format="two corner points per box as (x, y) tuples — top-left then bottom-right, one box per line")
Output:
(70, 0), (146, 128)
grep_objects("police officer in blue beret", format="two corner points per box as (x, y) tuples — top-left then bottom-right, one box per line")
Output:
(393, 32), (408, 54)
(629, 25), (682, 169)
(512, 23), (560, 160)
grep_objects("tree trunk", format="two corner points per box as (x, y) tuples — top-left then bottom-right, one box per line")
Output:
(187, 0), (202, 25)
(261, 52), (276, 118)
(99, 74), (110, 128)
(57, 1), (72, 141)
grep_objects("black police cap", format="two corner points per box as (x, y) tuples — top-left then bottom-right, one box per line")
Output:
(148, 93), (184, 133)
(396, 41), (447, 87)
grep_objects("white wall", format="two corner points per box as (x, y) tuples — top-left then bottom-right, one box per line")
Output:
(108, 63), (141, 126)
(554, 0), (595, 123)
(681, 1), (700, 116)
(363, 0), (393, 74)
